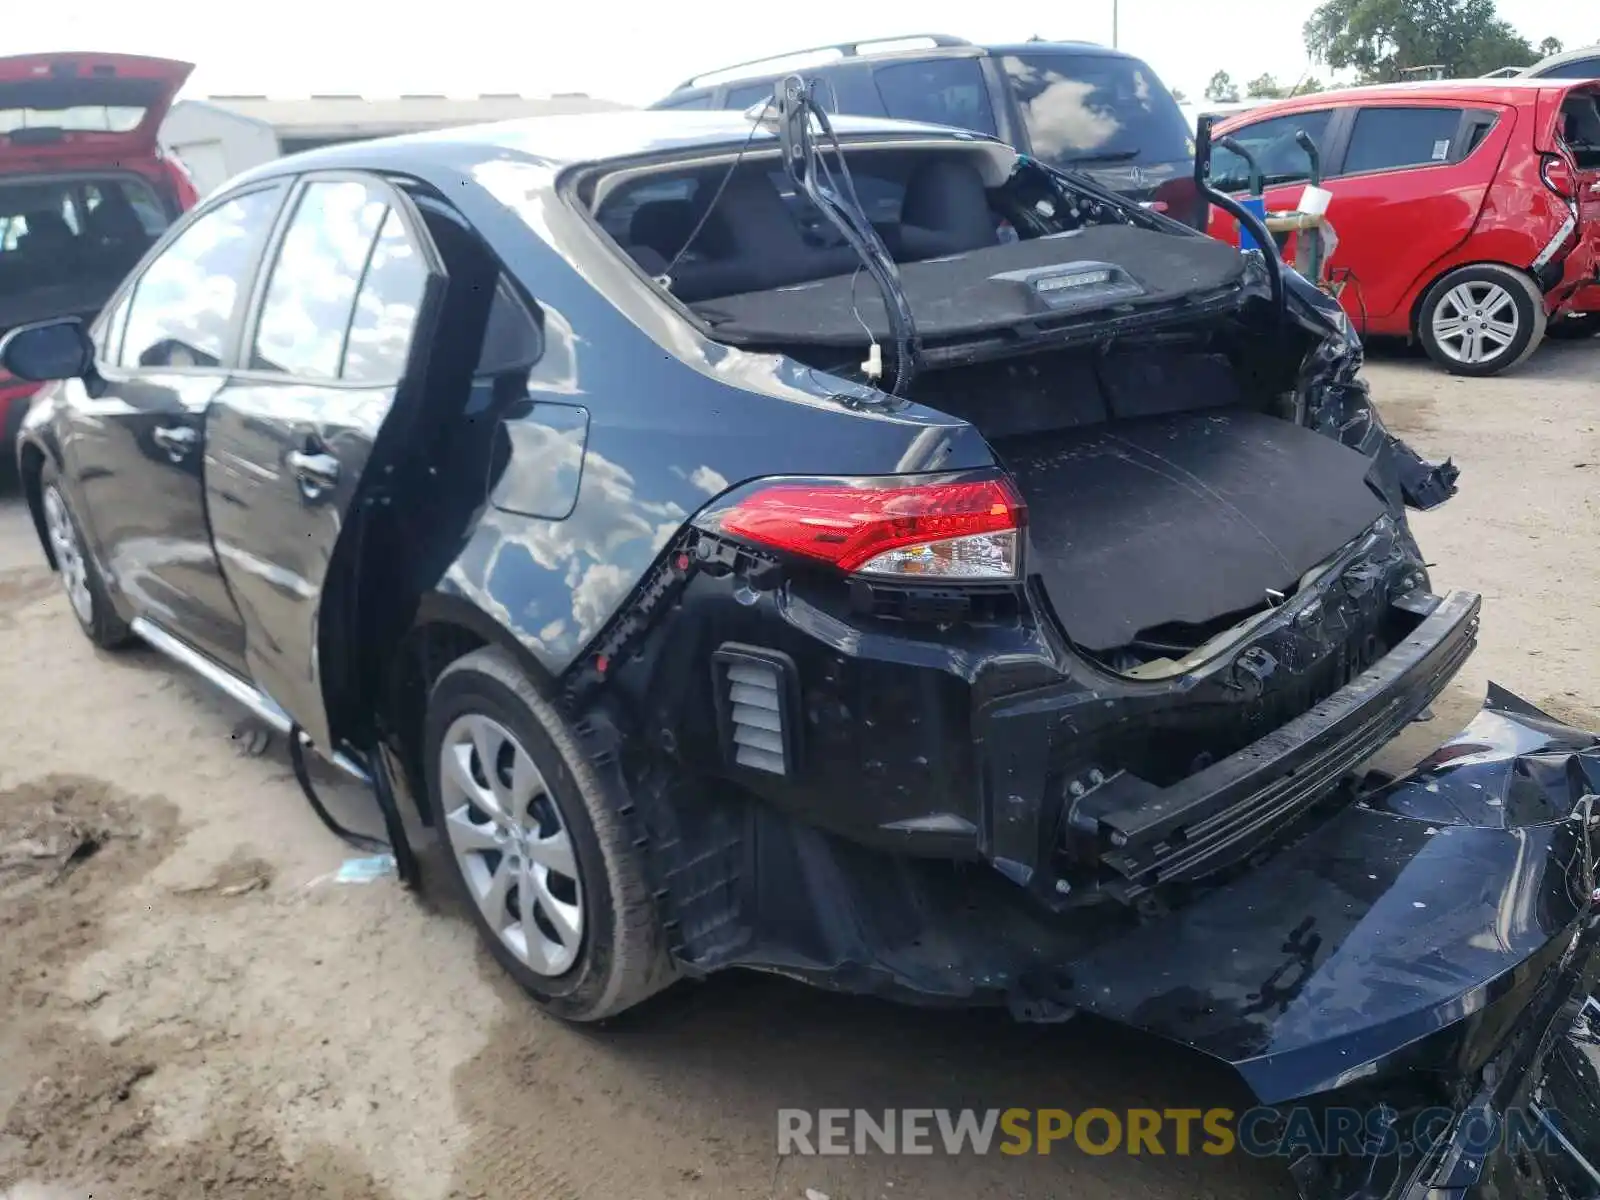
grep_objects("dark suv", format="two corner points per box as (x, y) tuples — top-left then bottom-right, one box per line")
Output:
(650, 34), (1203, 223)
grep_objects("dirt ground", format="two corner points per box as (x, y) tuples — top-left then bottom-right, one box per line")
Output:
(1, 338), (1597, 1200)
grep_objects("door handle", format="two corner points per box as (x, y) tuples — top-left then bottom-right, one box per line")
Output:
(286, 448), (341, 498)
(152, 424), (197, 461)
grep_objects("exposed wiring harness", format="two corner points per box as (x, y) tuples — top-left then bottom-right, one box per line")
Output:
(775, 74), (921, 395)
(659, 99), (774, 286)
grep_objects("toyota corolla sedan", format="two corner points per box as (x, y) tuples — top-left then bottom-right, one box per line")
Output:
(6, 103), (1600, 1198)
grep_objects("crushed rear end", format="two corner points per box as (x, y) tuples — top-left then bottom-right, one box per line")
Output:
(568, 115), (1600, 1197)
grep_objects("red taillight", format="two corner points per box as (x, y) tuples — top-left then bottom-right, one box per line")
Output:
(714, 475), (1026, 579)
(1542, 153), (1576, 200)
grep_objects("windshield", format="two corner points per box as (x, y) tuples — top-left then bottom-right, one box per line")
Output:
(999, 52), (1192, 170)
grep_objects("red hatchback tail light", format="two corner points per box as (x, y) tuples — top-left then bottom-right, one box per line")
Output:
(1541, 153), (1576, 200)
(708, 474), (1026, 580)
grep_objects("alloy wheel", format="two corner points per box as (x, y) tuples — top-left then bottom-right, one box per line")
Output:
(439, 713), (585, 976)
(42, 485), (93, 625)
(1430, 281), (1520, 366)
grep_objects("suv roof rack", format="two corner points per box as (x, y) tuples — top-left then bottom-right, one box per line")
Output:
(673, 34), (974, 92)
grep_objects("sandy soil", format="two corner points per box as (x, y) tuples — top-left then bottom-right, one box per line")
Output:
(0, 338), (1596, 1200)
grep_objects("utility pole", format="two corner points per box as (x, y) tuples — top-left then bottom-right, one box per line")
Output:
(1112, 0), (1119, 48)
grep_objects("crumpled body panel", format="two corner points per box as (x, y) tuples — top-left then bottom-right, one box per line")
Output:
(1064, 685), (1600, 1198)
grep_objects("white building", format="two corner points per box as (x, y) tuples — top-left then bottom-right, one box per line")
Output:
(161, 92), (628, 195)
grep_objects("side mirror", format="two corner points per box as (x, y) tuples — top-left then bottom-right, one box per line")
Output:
(0, 318), (94, 383)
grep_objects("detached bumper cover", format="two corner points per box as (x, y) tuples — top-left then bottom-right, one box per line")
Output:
(1065, 686), (1600, 1199)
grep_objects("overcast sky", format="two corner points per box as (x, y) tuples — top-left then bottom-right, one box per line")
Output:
(10, 0), (1594, 107)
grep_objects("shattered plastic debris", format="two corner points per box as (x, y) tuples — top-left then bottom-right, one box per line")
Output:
(335, 855), (395, 883)
(306, 855), (396, 888)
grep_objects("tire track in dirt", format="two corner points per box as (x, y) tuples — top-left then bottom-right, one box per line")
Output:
(0, 775), (393, 1199)
(444, 959), (1294, 1200)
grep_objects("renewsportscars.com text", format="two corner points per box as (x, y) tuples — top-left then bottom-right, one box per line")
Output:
(777, 1106), (1563, 1158)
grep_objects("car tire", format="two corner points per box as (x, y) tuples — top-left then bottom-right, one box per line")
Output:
(1417, 264), (1546, 377)
(1546, 312), (1600, 341)
(38, 462), (133, 650)
(424, 645), (675, 1022)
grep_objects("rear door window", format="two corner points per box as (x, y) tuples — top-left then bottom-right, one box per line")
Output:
(340, 209), (428, 384)
(250, 178), (428, 383)
(1341, 107), (1465, 175)
(872, 58), (997, 135)
(118, 185), (285, 370)
(999, 52), (1190, 169)
(1209, 110), (1335, 191)
(250, 180), (389, 379)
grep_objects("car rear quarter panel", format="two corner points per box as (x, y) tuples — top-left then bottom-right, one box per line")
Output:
(405, 151), (996, 684)
(1393, 102), (1582, 320)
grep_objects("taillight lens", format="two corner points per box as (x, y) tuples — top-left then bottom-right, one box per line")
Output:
(1541, 153), (1576, 200)
(712, 474), (1026, 580)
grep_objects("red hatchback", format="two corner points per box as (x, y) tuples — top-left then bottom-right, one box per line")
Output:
(1, 53), (198, 468)
(1209, 79), (1600, 375)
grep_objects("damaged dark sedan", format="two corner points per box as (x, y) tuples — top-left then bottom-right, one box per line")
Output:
(8, 92), (1600, 1199)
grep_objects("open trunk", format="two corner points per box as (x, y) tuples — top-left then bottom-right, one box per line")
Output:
(911, 336), (1386, 662)
(698, 222), (1390, 672)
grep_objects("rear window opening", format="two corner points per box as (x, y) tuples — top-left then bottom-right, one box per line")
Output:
(0, 76), (163, 139)
(0, 175), (172, 334)
(589, 143), (1220, 330)
(593, 145), (1008, 302)
(1560, 92), (1600, 169)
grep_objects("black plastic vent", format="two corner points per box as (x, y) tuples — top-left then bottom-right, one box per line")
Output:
(712, 645), (800, 777)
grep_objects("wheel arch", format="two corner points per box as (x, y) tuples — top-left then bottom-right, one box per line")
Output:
(1408, 258), (1543, 338)
(378, 590), (564, 826)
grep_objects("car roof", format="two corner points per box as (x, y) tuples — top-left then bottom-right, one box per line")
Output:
(661, 36), (1138, 96)
(1213, 76), (1586, 127)
(222, 108), (1004, 192)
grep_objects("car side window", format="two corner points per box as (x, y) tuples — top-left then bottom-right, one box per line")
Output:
(250, 180), (390, 379)
(118, 185), (284, 370)
(1543, 58), (1600, 80)
(723, 82), (775, 112)
(475, 276), (543, 377)
(1342, 107), (1464, 175)
(340, 209), (429, 384)
(873, 58), (997, 135)
(1210, 111), (1335, 191)
(96, 291), (131, 365)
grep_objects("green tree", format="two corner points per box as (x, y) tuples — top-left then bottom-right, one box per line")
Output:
(1537, 36), (1563, 57)
(1295, 76), (1328, 93)
(1205, 70), (1240, 103)
(1304, 0), (1537, 81)
(1171, 87), (1189, 103)
(1246, 73), (1287, 98)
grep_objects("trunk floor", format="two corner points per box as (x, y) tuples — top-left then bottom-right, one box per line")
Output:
(1000, 408), (1386, 652)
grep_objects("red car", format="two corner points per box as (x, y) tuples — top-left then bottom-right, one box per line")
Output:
(1, 52), (198, 470)
(1208, 79), (1600, 375)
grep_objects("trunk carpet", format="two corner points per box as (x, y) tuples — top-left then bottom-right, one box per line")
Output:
(1001, 408), (1386, 652)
